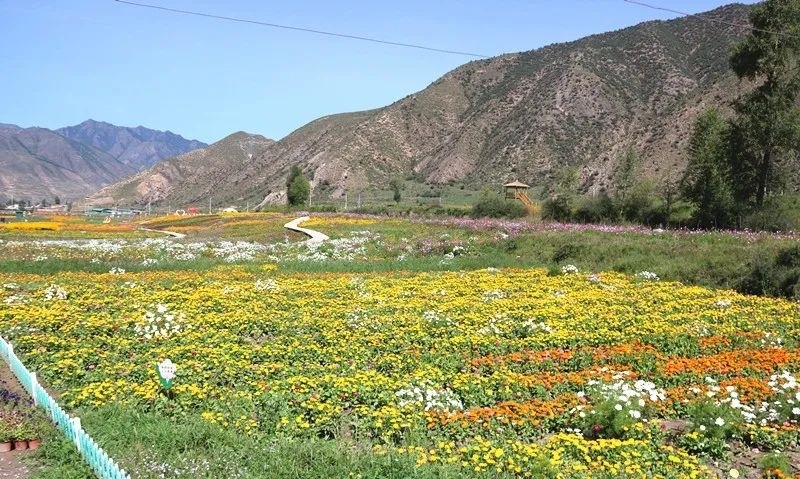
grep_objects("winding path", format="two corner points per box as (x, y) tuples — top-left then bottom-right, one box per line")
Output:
(139, 217), (326, 243)
(138, 227), (187, 239)
(283, 216), (329, 244)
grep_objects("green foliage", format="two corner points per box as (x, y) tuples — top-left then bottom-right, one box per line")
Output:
(759, 453), (793, 478)
(389, 178), (402, 204)
(33, 405), (510, 479)
(551, 242), (584, 264)
(541, 195), (572, 222)
(572, 193), (617, 224)
(678, 399), (742, 459)
(470, 194), (527, 219)
(681, 108), (736, 229)
(612, 146), (640, 205)
(729, 0), (800, 207)
(619, 180), (664, 226)
(737, 244), (800, 299)
(286, 165), (310, 206)
(741, 195), (800, 232)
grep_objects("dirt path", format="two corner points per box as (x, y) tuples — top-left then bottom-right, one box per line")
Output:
(0, 365), (31, 479)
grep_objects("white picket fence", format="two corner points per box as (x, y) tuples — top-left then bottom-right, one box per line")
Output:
(0, 336), (130, 479)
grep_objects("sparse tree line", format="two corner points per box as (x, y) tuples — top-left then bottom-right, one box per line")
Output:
(3, 197), (62, 208)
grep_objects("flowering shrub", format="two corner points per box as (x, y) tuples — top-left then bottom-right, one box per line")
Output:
(133, 304), (185, 340)
(572, 374), (666, 439)
(42, 284), (67, 301)
(561, 264), (579, 274)
(634, 270), (660, 281)
(396, 381), (464, 412)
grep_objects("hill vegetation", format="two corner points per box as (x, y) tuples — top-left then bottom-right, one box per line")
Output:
(90, 4), (773, 215)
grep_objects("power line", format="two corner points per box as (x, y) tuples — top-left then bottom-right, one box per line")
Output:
(622, 0), (800, 40)
(113, 0), (489, 58)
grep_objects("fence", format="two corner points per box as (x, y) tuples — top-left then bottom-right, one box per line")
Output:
(0, 336), (130, 479)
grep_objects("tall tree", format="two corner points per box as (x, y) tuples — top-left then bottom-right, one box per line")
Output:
(389, 178), (402, 204)
(681, 108), (735, 228)
(729, 0), (800, 207)
(286, 165), (310, 206)
(612, 146), (640, 220)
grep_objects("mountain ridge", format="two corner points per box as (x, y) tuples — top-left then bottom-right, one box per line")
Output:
(61, 4), (767, 208)
(0, 121), (207, 203)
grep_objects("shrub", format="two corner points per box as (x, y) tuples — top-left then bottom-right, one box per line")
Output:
(573, 193), (617, 223)
(470, 195), (527, 219)
(741, 195), (800, 232)
(541, 195), (572, 222)
(737, 245), (800, 299)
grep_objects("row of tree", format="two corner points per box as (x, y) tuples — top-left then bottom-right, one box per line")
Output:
(682, 0), (800, 229)
(544, 0), (800, 230)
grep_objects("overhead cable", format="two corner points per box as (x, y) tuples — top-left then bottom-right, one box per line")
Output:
(113, 0), (489, 58)
(623, 0), (800, 39)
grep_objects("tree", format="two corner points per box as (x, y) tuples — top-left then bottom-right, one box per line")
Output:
(611, 146), (640, 220)
(729, 0), (800, 207)
(389, 178), (402, 204)
(681, 108), (736, 228)
(286, 165), (310, 206)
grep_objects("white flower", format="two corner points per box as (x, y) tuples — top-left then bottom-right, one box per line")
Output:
(634, 271), (659, 281)
(792, 407), (800, 416)
(715, 417), (726, 427)
(561, 264), (579, 274)
(629, 409), (641, 419)
(614, 404), (623, 411)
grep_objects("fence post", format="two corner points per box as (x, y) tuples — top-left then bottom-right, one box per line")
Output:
(30, 371), (38, 405)
(71, 417), (82, 453)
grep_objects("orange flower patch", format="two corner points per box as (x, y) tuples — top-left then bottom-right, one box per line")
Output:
(663, 348), (798, 377)
(430, 393), (581, 428)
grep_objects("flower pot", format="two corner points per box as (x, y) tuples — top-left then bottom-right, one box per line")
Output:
(0, 441), (12, 453)
(13, 440), (28, 451)
(27, 439), (41, 450)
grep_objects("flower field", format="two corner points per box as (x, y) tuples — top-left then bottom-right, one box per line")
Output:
(1, 214), (799, 478)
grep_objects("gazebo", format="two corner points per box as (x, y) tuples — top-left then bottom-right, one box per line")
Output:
(503, 180), (533, 208)
(503, 180), (530, 200)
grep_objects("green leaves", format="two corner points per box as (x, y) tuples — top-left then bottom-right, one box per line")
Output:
(286, 165), (311, 207)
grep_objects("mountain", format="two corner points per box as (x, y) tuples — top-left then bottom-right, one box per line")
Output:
(57, 120), (206, 171)
(91, 4), (755, 208)
(0, 121), (206, 203)
(0, 126), (129, 203)
(87, 132), (274, 207)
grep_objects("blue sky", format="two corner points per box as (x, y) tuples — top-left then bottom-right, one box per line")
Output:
(1, 0), (757, 144)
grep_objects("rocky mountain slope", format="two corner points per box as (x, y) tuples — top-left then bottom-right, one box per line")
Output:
(92, 3), (754, 207)
(57, 120), (206, 170)
(88, 132), (274, 207)
(0, 121), (206, 203)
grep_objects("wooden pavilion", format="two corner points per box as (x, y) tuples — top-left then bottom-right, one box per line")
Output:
(503, 180), (533, 207)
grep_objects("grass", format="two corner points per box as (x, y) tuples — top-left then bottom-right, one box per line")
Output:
(1, 214), (796, 292)
(28, 406), (506, 479)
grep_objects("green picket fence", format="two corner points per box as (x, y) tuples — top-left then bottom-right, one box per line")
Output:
(0, 336), (130, 479)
